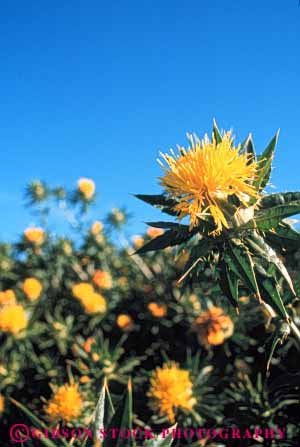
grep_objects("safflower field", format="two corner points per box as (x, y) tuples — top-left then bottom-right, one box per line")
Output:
(1, 123), (300, 446)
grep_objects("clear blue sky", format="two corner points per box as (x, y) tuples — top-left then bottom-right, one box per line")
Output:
(1, 0), (300, 241)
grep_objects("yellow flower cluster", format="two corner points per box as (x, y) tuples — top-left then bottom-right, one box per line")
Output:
(24, 227), (45, 245)
(148, 362), (196, 423)
(72, 282), (107, 314)
(45, 383), (82, 422)
(23, 278), (43, 301)
(92, 270), (112, 290)
(77, 178), (95, 200)
(192, 306), (234, 347)
(91, 221), (103, 235)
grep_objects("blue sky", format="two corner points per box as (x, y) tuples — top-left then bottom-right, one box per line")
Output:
(1, 0), (300, 242)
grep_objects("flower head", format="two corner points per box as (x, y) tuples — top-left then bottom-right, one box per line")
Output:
(148, 362), (196, 423)
(0, 394), (4, 414)
(92, 270), (112, 290)
(23, 278), (42, 301)
(0, 289), (16, 306)
(148, 302), (167, 318)
(77, 178), (95, 200)
(0, 304), (28, 335)
(159, 131), (258, 235)
(24, 227), (45, 245)
(72, 283), (94, 300)
(80, 292), (107, 314)
(116, 314), (133, 331)
(192, 306), (234, 347)
(45, 383), (82, 422)
(91, 221), (103, 235)
(132, 235), (144, 249)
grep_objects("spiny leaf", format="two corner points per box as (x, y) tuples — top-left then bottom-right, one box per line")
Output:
(219, 260), (239, 311)
(240, 201), (300, 231)
(252, 130), (279, 194)
(135, 228), (197, 254)
(259, 191), (300, 209)
(144, 426), (176, 447)
(228, 239), (261, 301)
(135, 194), (178, 216)
(240, 133), (256, 162)
(145, 221), (185, 229)
(213, 119), (222, 144)
(260, 278), (289, 321)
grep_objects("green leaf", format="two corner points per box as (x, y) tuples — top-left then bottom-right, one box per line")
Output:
(177, 239), (213, 284)
(213, 119), (222, 144)
(103, 378), (133, 447)
(240, 133), (256, 162)
(219, 260), (239, 311)
(145, 221), (184, 229)
(260, 278), (289, 321)
(135, 194), (178, 216)
(240, 201), (300, 231)
(228, 239), (261, 300)
(252, 130), (279, 195)
(245, 232), (296, 296)
(259, 192), (300, 209)
(135, 227), (196, 254)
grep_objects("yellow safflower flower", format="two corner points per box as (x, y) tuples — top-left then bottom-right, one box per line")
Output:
(148, 362), (196, 423)
(80, 375), (91, 384)
(45, 383), (82, 422)
(91, 221), (103, 235)
(159, 131), (258, 235)
(132, 235), (144, 249)
(77, 178), (95, 200)
(72, 283), (94, 300)
(147, 227), (164, 239)
(80, 292), (107, 314)
(0, 304), (28, 335)
(192, 306), (234, 348)
(116, 314), (133, 331)
(23, 278), (42, 301)
(92, 270), (112, 290)
(0, 289), (16, 306)
(24, 227), (45, 245)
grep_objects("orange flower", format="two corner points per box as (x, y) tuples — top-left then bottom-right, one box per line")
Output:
(72, 283), (94, 300)
(0, 394), (4, 414)
(148, 302), (167, 318)
(83, 337), (96, 353)
(0, 289), (16, 306)
(80, 375), (91, 384)
(80, 292), (107, 314)
(147, 227), (164, 239)
(23, 278), (42, 301)
(24, 227), (45, 245)
(92, 271), (112, 290)
(192, 306), (234, 347)
(116, 314), (134, 331)
(77, 178), (95, 200)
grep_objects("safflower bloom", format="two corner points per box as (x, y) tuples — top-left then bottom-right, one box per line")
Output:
(147, 227), (164, 238)
(148, 302), (167, 318)
(23, 278), (42, 301)
(159, 131), (258, 235)
(148, 362), (196, 423)
(192, 306), (234, 347)
(132, 235), (144, 249)
(77, 178), (95, 200)
(0, 304), (28, 335)
(45, 383), (82, 422)
(116, 314), (133, 331)
(72, 283), (94, 300)
(24, 227), (45, 245)
(83, 337), (96, 353)
(0, 289), (16, 306)
(91, 221), (103, 235)
(80, 292), (107, 314)
(92, 270), (112, 290)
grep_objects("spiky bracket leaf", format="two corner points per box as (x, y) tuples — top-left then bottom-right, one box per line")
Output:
(219, 260), (239, 311)
(240, 133), (256, 162)
(135, 194), (179, 216)
(213, 119), (222, 144)
(144, 427), (176, 447)
(251, 130), (279, 197)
